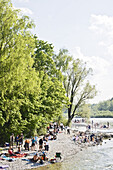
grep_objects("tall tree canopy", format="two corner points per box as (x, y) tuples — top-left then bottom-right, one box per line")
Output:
(33, 38), (69, 130)
(0, 0), (40, 143)
(54, 49), (97, 124)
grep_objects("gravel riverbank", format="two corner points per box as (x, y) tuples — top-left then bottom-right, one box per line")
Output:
(0, 132), (82, 170)
(0, 129), (111, 170)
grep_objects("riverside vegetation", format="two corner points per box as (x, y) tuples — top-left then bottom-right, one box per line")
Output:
(91, 98), (113, 118)
(0, 0), (97, 145)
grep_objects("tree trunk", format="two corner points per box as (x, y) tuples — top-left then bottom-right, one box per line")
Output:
(67, 107), (72, 126)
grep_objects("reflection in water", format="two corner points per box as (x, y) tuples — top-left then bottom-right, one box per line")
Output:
(32, 139), (113, 170)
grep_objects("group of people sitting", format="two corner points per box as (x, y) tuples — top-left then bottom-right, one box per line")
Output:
(30, 152), (48, 164)
(7, 145), (47, 164)
(3, 122), (66, 165)
(72, 131), (103, 145)
(8, 146), (22, 156)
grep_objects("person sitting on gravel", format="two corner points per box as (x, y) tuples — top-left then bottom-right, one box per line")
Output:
(30, 153), (39, 163)
(4, 142), (9, 147)
(8, 147), (16, 156)
(48, 135), (51, 140)
(41, 151), (48, 161)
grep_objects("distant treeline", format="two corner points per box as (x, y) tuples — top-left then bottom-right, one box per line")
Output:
(91, 98), (113, 118)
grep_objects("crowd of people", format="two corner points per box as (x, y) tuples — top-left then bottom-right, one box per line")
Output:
(3, 122), (66, 164)
(8, 120), (107, 154)
(1, 120), (108, 167)
(72, 131), (103, 145)
(7, 122), (65, 155)
(9, 133), (24, 148)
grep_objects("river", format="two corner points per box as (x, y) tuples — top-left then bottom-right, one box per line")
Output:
(33, 118), (113, 170)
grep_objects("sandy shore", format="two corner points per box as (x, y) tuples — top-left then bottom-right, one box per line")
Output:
(0, 131), (82, 170)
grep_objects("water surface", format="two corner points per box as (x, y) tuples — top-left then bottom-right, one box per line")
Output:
(34, 139), (113, 170)
(32, 118), (113, 170)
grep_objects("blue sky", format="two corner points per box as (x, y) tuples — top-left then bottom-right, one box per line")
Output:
(12, 0), (113, 104)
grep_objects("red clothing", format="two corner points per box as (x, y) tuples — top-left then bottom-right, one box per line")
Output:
(8, 149), (13, 155)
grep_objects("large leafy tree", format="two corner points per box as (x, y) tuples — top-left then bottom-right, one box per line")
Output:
(33, 38), (56, 76)
(54, 49), (97, 124)
(33, 38), (69, 130)
(0, 0), (40, 143)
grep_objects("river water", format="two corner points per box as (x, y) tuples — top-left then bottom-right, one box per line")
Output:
(33, 118), (113, 170)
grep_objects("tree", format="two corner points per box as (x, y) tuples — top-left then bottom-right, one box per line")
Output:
(53, 49), (72, 81)
(76, 104), (91, 119)
(33, 37), (56, 76)
(54, 49), (97, 124)
(33, 39), (69, 129)
(0, 0), (40, 143)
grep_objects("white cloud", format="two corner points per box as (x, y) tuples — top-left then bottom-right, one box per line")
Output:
(88, 14), (113, 103)
(89, 14), (113, 60)
(69, 15), (113, 103)
(107, 44), (113, 56)
(19, 7), (33, 15)
(71, 47), (110, 76)
(71, 47), (113, 103)
(13, 6), (33, 15)
(89, 14), (113, 38)
(98, 41), (106, 47)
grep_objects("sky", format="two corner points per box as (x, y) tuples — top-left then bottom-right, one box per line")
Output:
(11, 0), (113, 104)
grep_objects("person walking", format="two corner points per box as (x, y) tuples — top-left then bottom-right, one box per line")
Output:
(10, 133), (15, 147)
(67, 126), (70, 134)
(15, 134), (19, 148)
(60, 122), (64, 131)
(44, 138), (49, 151)
(34, 135), (38, 150)
(19, 133), (24, 147)
(39, 138), (43, 151)
(31, 137), (35, 151)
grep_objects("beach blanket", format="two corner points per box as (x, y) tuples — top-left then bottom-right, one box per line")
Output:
(0, 165), (9, 169)
(1, 155), (17, 161)
(0, 158), (3, 160)
(11, 153), (27, 158)
(21, 158), (30, 161)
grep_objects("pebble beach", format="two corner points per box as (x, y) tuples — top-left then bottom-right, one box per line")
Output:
(0, 126), (112, 170)
(0, 131), (88, 170)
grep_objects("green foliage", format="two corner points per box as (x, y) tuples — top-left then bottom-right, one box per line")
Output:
(0, 0), (41, 143)
(54, 49), (97, 124)
(0, 0), (96, 144)
(76, 104), (91, 119)
(33, 37), (56, 76)
(33, 38), (69, 124)
(91, 98), (113, 117)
